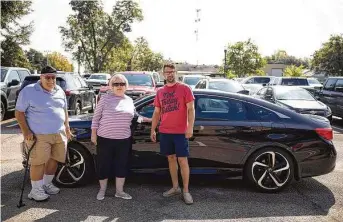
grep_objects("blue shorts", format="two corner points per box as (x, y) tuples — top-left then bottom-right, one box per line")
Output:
(159, 133), (189, 157)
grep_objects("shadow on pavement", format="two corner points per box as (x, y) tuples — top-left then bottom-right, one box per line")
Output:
(1, 170), (336, 222)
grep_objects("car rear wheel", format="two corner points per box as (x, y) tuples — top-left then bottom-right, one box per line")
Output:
(1, 101), (5, 121)
(244, 147), (294, 193)
(75, 102), (81, 115)
(53, 142), (94, 187)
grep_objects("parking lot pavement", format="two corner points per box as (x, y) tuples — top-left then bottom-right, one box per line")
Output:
(1, 119), (343, 222)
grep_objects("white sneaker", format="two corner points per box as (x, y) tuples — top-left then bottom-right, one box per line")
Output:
(97, 189), (106, 201)
(43, 183), (60, 195)
(115, 191), (132, 200)
(28, 187), (49, 201)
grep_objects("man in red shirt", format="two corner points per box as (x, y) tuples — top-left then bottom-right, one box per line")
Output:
(150, 63), (195, 205)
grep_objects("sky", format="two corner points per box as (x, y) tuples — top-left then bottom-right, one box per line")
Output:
(24, 0), (343, 68)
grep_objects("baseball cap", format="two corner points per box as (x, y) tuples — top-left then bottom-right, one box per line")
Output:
(41, 66), (57, 74)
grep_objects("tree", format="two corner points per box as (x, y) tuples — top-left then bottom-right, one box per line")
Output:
(59, 0), (143, 72)
(1, 38), (31, 69)
(283, 65), (304, 77)
(265, 49), (311, 68)
(47, 52), (74, 72)
(312, 34), (343, 76)
(25, 49), (47, 71)
(224, 39), (266, 77)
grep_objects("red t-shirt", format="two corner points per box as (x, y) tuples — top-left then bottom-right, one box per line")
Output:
(154, 82), (195, 134)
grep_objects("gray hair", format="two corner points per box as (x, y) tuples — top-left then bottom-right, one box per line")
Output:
(109, 74), (129, 87)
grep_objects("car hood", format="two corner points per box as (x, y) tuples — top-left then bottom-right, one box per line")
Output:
(86, 79), (107, 83)
(277, 100), (326, 110)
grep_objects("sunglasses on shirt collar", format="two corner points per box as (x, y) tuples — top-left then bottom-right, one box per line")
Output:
(112, 82), (126, 87)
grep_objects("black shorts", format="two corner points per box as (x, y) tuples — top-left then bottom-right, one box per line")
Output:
(159, 133), (189, 157)
(96, 136), (132, 179)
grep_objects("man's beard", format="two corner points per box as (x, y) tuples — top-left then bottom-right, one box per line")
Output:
(166, 76), (176, 83)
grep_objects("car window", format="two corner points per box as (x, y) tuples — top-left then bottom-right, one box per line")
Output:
(324, 79), (337, 91)
(122, 74), (153, 87)
(195, 80), (202, 89)
(184, 77), (202, 86)
(281, 78), (308, 86)
(64, 75), (78, 89)
(308, 78), (321, 84)
(7, 70), (21, 83)
(256, 88), (267, 96)
(1, 68), (8, 82)
(137, 102), (154, 118)
(17, 70), (30, 81)
(208, 81), (244, 92)
(77, 76), (88, 88)
(89, 74), (107, 80)
(196, 97), (247, 121)
(245, 103), (280, 122)
(334, 80), (343, 92)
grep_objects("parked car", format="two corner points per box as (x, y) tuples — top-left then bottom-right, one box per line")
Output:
(316, 77), (343, 119)
(22, 90), (336, 192)
(194, 78), (250, 95)
(16, 73), (96, 115)
(85, 73), (111, 94)
(241, 76), (275, 85)
(269, 77), (319, 95)
(253, 86), (332, 122)
(307, 78), (323, 89)
(179, 75), (209, 89)
(1, 67), (31, 120)
(98, 71), (158, 100)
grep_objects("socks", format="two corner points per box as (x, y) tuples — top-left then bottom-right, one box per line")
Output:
(99, 179), (108, 191)
(43, 174), (54, 185)
(31, 180), (43, 189)
(116, 177), (125, 193)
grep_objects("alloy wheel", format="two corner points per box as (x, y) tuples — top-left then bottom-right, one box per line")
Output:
(55, 147), (86, 186)
(251, 151), (290, 190)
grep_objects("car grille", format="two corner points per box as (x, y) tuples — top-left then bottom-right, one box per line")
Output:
(299, 109), (326, 116)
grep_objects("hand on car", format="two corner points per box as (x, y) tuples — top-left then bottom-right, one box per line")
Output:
(150, 131), (156, 142)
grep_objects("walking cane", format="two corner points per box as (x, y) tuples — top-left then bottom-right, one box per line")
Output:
(17, 137), (37, 208)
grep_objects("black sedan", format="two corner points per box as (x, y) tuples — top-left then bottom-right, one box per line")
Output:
(253, 86), (332, 122)
(23, 90), (336, 193)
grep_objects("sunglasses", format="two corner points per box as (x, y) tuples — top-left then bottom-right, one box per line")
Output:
(112, 82), (126, 87)
(44, 75), (56, 80)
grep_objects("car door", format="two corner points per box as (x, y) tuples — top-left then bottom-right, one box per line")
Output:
(6, 70), (21, 109)
(190, 95), (263, 169)
(131, 98), (166, 169)
(318, 79), (337, 113)
(77, 76), (93, 110)
(333, 79), (343, 118)
(72, 75), (89, 111)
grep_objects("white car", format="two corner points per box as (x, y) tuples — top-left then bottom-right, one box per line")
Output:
(179, 75), (209, 89)
(86, 73), (111, 92)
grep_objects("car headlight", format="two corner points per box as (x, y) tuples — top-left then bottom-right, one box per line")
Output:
(324, 106), (332, 116)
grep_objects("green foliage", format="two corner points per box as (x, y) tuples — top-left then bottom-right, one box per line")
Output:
(265, 49), (311, 68)
(312, 34), (343, 76)
(283, 65), (304, 77)
(59, 0), (143, 72)
(1, 38), (31, 69)
(25, 49), (47, 71)
(47, 52), (74, 72)
(224, 38), (266, 77)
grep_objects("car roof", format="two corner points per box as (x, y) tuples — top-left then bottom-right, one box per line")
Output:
(183, 75), (207, 77)
(269, 85), (308, 90)
(1, 66), (30, 70)
(207, 78), (236, 82)
(277, 77), (307, 79)
(90, 73), (111, 75)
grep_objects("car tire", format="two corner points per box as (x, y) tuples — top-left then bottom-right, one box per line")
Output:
(53, 142), (95, 188)
(244, 147), (294, 193)
(1, 101), (5, 121)
(75, 101), (81, 115)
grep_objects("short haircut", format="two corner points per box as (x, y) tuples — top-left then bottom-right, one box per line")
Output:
(109, 74), (129, 87)
(163, 63), (176, 71)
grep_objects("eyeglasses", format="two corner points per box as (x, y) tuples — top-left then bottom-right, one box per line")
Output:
(164, 71), (175, 75)
(44, 75), (56, 80)
(112, 82), (126, 87)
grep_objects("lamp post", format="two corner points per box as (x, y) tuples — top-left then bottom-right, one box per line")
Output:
(224, 49), (228, 77)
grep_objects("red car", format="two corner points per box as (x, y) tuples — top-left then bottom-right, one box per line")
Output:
(98, 71), (163, 101)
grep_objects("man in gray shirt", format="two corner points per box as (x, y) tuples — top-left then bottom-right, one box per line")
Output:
(15, 66), (72, 201)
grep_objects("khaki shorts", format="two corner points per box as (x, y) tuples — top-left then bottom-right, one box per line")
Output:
(25, 131), (67, 166)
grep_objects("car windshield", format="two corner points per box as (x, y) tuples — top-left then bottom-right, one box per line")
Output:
(281, 78), (309, 86)
(1, 68), (8, 82)
(123, 74), (152, 87)
(275, 88), (315, 101)
(208, 81), (244, 92)
(308, 78), (321, 84)
(184, 77), (203, 86)
(89, 75), (107, 80)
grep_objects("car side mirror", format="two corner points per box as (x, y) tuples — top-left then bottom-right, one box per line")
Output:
(265, 94), (274, 101)
(238, 89), (250, 95)
(8, 79), (20, 87)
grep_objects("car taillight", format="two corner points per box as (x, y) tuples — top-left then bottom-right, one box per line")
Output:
(65, 90), (71, 96)
(315, 128), (333, 141)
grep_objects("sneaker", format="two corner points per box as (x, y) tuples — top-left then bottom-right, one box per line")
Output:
(97, 189), (106, 201)
(43, 183), (60, 195)
(115, 191), (132, 200)
(28, 187), (49, 201)
(162, 187), (181, 197)
(182, 192), (194, 205)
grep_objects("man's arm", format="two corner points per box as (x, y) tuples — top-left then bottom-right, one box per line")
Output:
(64, 108), (72, 140)
(15, 110), (33, 140)
(151, 107), (161, 133)
(186, 101), (195, 138)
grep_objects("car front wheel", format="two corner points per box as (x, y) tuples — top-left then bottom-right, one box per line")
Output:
(244, 147), (294, 193)
(53, 142), (94, 187)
